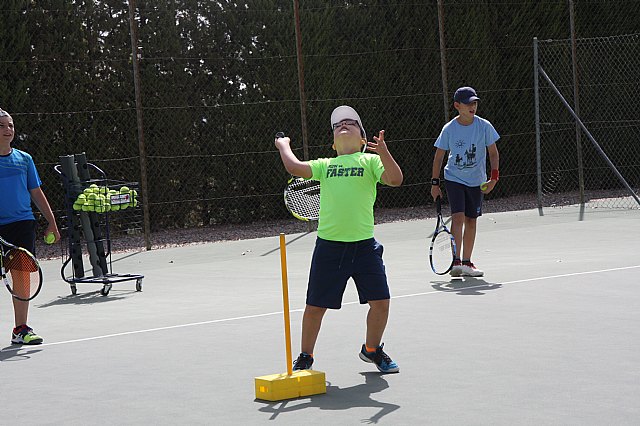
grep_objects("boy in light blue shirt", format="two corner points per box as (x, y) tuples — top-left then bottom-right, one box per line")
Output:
(430, 87), (500, 277)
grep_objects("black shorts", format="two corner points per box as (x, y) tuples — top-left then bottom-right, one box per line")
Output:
(306, 237), (390, 309)
(0, 220), (37, 255)
(445, 180), (483, 219)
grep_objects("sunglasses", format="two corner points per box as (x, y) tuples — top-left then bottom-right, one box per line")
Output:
(332, 119), (359, 131)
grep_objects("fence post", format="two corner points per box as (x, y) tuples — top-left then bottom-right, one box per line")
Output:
(128, 0), (152, 250)
(437, 0), (450, 123)
(292, 0), (309, 161)
(292, 0), (315, 232)
(569, 0), (585, 219)
(533, 37), (543, 216)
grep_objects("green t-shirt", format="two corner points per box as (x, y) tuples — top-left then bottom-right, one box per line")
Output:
(308, 152), (385, 242)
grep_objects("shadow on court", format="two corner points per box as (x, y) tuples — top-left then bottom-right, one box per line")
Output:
(256, 372), (400, 423)
(0, 346), (43, 362)
(431, 278), (502, 295)
(259, 231), (316, 257)
(34, 290), (135, 308)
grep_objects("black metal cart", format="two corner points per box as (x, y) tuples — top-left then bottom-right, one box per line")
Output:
(55, 153), (144, 296)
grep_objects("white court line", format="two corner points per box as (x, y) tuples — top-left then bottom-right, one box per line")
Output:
(392, 264), (640, 300)
(3, 264), (639, 353)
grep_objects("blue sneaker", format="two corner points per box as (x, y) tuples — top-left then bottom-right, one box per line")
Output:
(359, 343), (399, 373)
(293, 352), (314, 370)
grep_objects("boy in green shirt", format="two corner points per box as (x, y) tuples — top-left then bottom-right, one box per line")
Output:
(274, 106), (403, 373)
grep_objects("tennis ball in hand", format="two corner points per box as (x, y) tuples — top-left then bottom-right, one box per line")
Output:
(44, 233), (55, 244)
(480, 182), (488, 191)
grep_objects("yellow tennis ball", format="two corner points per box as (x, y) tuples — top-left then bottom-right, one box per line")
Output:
(480, 182), (488, 191)
(73, 202), (83, 211)
(44, 233), (55, 244)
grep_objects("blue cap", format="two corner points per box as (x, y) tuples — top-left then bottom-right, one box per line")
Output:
(453, 87), (480, 104)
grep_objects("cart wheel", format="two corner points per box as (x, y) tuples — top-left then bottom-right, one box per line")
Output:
(135, 278), (143, 292)
(71, 285), (77, 296)
(101, 283), (112, 296)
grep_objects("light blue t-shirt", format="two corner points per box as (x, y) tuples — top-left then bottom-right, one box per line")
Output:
(434, 115), (499, 187)
(0, 149), (42, 225)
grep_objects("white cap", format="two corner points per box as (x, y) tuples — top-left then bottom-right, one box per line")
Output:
(330, 105), (366, 140)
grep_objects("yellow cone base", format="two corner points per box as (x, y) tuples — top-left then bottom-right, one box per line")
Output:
(255, 370), (326, 401)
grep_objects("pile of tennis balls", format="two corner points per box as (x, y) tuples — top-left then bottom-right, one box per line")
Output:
(72, 184), (138, 214)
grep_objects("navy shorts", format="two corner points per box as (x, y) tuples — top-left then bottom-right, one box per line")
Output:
(445, 180), (483, 219)
(0, 220), (37, 255)
(307, 237), (390, 309)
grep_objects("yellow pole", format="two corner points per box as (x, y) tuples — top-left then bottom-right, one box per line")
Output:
(279, 233), (293, 376)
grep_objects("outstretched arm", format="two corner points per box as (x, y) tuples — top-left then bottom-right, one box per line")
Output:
(369, 130), (403, 187)
(274, 135), (312, 178)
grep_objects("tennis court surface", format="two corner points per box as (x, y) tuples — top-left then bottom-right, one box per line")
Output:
(2, 205), (639, 425)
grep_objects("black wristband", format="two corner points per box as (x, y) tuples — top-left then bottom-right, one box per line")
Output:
(431, 178), (441, 186)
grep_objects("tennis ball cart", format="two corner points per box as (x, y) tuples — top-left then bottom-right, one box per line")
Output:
(54, 153), (144, 296)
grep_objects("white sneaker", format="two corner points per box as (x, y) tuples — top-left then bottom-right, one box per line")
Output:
(460, 262), (484, 277)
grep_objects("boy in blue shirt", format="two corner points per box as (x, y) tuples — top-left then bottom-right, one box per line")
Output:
(0, 108), (60, 344)
(430, 87), (500, 277)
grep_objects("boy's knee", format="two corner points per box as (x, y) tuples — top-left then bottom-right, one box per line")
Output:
(368, 299), (390, 312)
(305, 304), (327, 317)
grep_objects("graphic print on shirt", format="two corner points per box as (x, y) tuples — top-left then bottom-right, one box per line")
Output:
(326, 164), (365, 178)
(453, 140), (477, 170)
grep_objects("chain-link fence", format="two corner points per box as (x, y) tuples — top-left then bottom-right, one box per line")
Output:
(535, 33), (640, 210)
(1, 1), (639, 250)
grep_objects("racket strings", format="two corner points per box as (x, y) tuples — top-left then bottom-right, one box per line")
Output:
(285, 179), (320, 220)
(430, 231), (455, 274)
(4, 248), (40, 299)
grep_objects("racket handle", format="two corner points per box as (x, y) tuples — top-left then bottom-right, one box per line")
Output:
(275, 131), (285, 138)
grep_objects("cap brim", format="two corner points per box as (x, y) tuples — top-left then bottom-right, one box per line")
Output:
(331, 105), (366, 140)
(331, 106), (361, 126)
(458, 96), (480, 104)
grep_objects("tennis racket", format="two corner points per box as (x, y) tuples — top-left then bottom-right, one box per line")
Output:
(429, 196), (457, 275)
(0, 236), (43, 301)
(278, 132), (321, 221)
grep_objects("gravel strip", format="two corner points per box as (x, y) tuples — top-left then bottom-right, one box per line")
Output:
(35, 191), (636, 261)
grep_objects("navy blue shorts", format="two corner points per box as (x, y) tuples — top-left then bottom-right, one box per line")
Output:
(307, 237), (390, 309)
(445, 180), (483, 218)
(0, 220), (37, 255)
